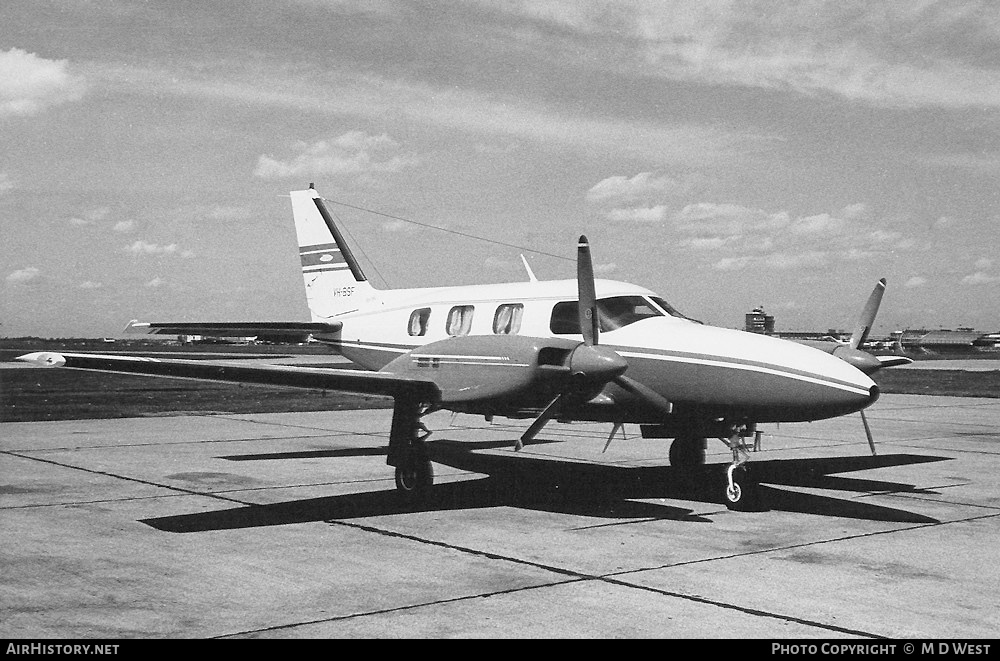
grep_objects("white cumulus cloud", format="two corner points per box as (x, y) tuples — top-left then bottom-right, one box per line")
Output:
(961, 271), (1000, 285)
(6, 266), (40, 284)
(587, 171), (685, 204)
(125, 240), (193, 257)
(0, 48), (85, 116)
(606, 205), (669, 223)
(254, 130), (418, 179)
(127, 240), (178, 255)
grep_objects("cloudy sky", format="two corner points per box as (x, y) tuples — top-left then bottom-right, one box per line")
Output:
(3, 1), (999, 338)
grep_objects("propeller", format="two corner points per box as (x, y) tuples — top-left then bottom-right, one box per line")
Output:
(831, 278), (912, 376)
(850, 278), (885, 350)
(516, 236), (672, 450)
(832, 278), (907, 456)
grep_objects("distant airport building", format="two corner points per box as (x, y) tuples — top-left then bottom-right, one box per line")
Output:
(899, 329), (1000, 354)
(745, 306), (775, 335)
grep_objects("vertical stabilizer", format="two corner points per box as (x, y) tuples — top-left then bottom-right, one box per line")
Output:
(290, 188), (380, 320)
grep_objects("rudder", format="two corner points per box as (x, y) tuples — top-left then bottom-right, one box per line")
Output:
(290, 187), (379, 320)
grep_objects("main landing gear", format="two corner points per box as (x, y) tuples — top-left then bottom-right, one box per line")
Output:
(668, 435), (707, 467)
(387, 397), (435, 501)
(718, 424), (763, 511)
(394, 458), (434, 495)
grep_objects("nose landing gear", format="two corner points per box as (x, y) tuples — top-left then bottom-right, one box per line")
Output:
(719, 425), (762, 511)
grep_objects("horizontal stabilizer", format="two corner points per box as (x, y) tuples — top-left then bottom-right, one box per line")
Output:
(16, 351), (439, 401)
(124, 320), (342, 337)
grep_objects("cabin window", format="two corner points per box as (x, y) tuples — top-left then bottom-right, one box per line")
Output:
(492, 303), (523, 335)
(446, 305), (475, 336)
(408, 308), (431, 336)
(549, 296), (666, 334)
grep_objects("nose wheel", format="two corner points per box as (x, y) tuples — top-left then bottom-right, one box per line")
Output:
(719, 426), (761, 511)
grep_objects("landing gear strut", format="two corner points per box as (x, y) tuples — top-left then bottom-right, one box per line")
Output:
(387, 396), (435, 500)
(719, 424), (761, 511)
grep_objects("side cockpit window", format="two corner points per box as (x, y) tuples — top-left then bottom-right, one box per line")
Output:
(408, 308), (431, 336)
(493, 303), (523, 335)
(550, 301), (579, 335)
(446, 305), (475, 336)
(649, 296), (700, 323)
(550, 295), (672, 334)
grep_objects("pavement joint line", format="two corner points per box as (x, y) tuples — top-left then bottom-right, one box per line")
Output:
(316, 518), (883, 639)
(866, 415), (999, 428)
(604, 509), (1000, 580)
(865, 491), (1000, 513)
(202, 413), (392, 437)
(0, 477), (402, 510)
(885, 442), (1000, 457)
(0, 450), (248, 506)
(2, 432), (369, 453)
(213, 576), (587, 638)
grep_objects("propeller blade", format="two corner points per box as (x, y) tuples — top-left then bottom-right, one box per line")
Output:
(849, 278), (886, 350)
(602, 421), (624, 453)
(860, 409), (877, 456)
(516, 393), (563, 451)
(614, 375), (673, 418)
(577, 235), (599, 346)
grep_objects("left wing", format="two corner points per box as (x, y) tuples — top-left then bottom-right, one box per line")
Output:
(124, 319), (342, 338)
(15, 351), (439, 401)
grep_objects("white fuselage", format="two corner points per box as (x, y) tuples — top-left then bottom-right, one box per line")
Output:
(313, 277), (879, 424)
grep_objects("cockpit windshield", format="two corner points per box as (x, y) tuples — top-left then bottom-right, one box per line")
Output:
(550, 295), (689, 334)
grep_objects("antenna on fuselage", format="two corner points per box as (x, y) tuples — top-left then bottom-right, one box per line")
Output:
(519, 254), (538, 283)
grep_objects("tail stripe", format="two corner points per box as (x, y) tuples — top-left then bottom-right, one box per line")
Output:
(303, 264), (352, 274)
(300, 242), (341, 254)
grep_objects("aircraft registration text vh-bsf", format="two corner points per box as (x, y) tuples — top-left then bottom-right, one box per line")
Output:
(19, 187), (913, 510)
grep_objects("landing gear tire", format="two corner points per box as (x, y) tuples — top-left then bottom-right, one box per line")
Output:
(395, 460), (434, 499)
(669, 436), (706, 467)
(724, 466), (760, 511)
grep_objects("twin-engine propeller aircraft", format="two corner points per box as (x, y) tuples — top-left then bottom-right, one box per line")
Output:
(18, 187), (910, 510)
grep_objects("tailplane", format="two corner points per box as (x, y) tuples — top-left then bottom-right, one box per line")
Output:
(290, 187), (380, 320)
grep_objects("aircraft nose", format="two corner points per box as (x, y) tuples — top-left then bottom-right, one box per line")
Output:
(798, 348), (880, 418)
(720, 329), (881, 420)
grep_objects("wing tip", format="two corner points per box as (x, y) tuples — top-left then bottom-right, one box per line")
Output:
(16, 351), (67, 367)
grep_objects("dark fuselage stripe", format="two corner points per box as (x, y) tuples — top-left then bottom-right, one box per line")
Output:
(330, 339), (867, 395)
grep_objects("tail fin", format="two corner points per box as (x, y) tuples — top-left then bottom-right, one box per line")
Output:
(290, 187), (380, 320)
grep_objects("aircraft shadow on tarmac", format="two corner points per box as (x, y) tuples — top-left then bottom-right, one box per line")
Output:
(142, 437), (952, 533)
